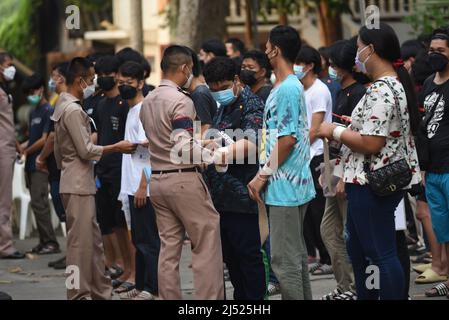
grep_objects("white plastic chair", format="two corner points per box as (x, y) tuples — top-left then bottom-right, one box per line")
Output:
(12, 162), (32, 240)
(12, 162), (67, 239)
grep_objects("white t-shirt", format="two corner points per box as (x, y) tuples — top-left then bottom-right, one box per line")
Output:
(120, 101), (150, 196)
(304, 79), (333, 158)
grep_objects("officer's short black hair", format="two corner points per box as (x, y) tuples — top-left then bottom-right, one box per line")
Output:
(226, 38), (246, 55)
(0, 51), (13, 65)
(203, 57), (236, 84)
(66, 57), (93, 85)
(160, 45), (192, 73)
(52, 61), (69, 79)
(295, 45), (322, 75)
(201, 39), (227, 57)
(242, 50), (272, 78)
(269, 25), (301, 64)
(22, 73), (45, 94)
(94, 55), (120, 75)
(119, 61), (144, 81)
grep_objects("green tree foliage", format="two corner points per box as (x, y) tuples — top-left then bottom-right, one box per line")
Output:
(0, 0), (42, 67)
(405, 0), (449, 37)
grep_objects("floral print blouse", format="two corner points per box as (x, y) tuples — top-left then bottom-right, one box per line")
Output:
(334, 76), (421, 187)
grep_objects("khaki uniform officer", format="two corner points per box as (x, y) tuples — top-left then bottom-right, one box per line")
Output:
(52, 58), (135, 300)
(140, 46), (224, 300)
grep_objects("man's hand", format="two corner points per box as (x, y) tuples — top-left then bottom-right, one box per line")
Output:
(116, 141), (138, 154)
(35, 155), (48, 172)
(336, 179), (346, 199)
(248, 173), (268, 203)
(317, 122), (337, 140)
(134, 186), (147, 209)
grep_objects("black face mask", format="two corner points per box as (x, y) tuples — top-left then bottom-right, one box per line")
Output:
(240, 69), (258, 86)
(119, 85), (138, 100)
(97, 76), (116, 91)
(428, 53), (449, 73)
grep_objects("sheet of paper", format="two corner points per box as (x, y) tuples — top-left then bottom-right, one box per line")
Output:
(394, 199), (406, 231)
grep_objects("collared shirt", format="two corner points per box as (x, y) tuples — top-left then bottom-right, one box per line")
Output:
(0, 85), (15, 158)
(51, 92), (103, 195)
(140, 79), (196, 171)
(262, 74), (316, 207)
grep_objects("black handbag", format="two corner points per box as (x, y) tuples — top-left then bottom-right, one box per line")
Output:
(363, 80), (412, 197)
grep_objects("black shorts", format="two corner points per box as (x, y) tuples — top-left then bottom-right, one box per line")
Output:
(95, 178), (127, 235)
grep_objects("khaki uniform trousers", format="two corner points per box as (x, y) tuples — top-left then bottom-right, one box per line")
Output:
(0, 155), (15, 256)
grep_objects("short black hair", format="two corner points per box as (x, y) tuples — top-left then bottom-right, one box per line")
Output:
(66, 57), (93, 85)
(226, 38), (246, 55)
(116, 47), (144, 66)
(328, 37), (358, 74)
(0, 51), (13, 65)
(431, 26), (449, 47)
(203, 57), (237, 84)
(160, 45), (192, 73)
(295, 46), (322, 74)
(269, 25), (301, 63)
(85, 52), (105, 65)
(52, 61), (69, 79)
(201, 39), (227, 57)
(401, 39), (425, 60)
(22, 73), (45, 94)
(185, 47), (202, 77)
(119, 61), (144, 81)
(94, 55), (120, 75)
(141, 58), (151, 79)
(242, 49), (272, 78)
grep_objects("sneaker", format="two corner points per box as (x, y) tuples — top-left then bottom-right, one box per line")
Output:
(267, 282), (280, 296)
(132, 291), (155, 300)
(48, 256), (66, 268)
(321, 288), (343, 300)
(119, 288), (140, 300)
(334, 290), (357, 300)
(53, 257), (67, 270)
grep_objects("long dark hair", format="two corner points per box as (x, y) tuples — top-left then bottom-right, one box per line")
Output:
(359, 23), (420, 135)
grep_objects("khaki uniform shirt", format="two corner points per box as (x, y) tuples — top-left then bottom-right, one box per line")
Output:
(140, 79), (197, 171)
(0, 86), (15, 159)
(51, 92), (103, 195)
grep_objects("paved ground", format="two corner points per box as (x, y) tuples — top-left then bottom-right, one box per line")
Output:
(0, 235), (446, 300)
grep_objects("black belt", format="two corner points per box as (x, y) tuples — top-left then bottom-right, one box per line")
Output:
(152, 167), (199, 174)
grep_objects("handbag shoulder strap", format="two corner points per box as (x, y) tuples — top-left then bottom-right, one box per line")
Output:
(363, 78), (408, 171)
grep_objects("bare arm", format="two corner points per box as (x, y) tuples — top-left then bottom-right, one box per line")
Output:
(24, 133), (48, 156)
(309, 112), (325, 145)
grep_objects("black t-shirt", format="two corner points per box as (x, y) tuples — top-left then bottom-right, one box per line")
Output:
(83, 90), (105, 132)
(422, 76), (449, 173)
(25, 102), (52, 172)
(333, 82), (366, 123)
(44, 111), (60, 182)
(94, 95), (129, 181)
(143, 83), (155, 97)
(255, 83), (273, 104)
(191, 84), (217, 125)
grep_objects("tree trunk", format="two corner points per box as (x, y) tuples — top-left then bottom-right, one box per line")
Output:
(317, 0), (342, 46)
(244, 0), (253, 48)
(129, 0), (143, 52)
(176, 0), (229, 52)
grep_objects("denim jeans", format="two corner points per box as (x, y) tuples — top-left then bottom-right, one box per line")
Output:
(345, 184), (405, 300)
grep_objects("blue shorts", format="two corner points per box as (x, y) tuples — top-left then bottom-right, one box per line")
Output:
(425, 172), (449, 244)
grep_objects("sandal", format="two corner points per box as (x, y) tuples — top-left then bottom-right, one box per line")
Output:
(107, 266), (124, 280)
(425, 282), (449, 297)
(312, 264), (333, 276)
(334, 290), (357, 300)
(308, 262), (321, 273)
(114, 281), (135, 294)
(37, 243), (61, 255)
(411, 252), (432, 264)
(412, 263), (432, 274)
(415, 268), (448, 284)
(119, 288), (140, 300)
(111, 279), (124, 289)
(321, 288), (343, 300)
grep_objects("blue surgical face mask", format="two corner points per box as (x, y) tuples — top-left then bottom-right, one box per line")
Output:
(328, 66), (340, 81)
(294, 65), (307, 80)
(211, 84), (237, 106)
(27, 94), (41, 106)
(48, 79), (56, 92)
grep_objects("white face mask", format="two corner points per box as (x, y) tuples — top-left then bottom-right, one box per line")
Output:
(3, 66), (16, 81)
(182, 67), (194, 89)
(80, 78), (96, 99)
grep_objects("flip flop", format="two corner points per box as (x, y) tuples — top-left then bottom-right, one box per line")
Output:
(312, 264), (334, 276)
(425, 282), (449, 297)
(412, 263), (432, 274)
(415, 268), (448, 284)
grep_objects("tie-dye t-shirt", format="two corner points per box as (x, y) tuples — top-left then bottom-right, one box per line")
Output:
(262, 74), (316, 206)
